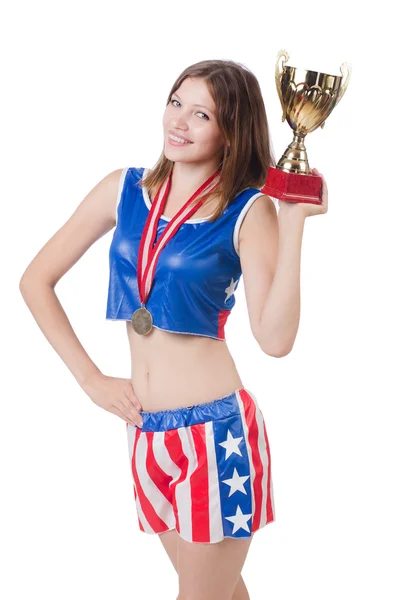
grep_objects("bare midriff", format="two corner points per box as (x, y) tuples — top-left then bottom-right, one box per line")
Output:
(126, 321), (244, 412)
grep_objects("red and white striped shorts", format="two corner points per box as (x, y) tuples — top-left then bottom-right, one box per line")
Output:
(126, 387), (275, 544)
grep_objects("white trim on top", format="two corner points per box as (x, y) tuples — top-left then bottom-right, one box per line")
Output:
(141, 168), (215, 224)
(233, 193), (280, 257)
(115, 167), (129, 225)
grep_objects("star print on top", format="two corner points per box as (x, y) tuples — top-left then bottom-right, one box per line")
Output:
(224, 277), (238, 303)
(106, 167), (278, 340)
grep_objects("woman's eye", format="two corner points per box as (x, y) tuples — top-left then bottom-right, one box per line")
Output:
(170, 99), (209, 120)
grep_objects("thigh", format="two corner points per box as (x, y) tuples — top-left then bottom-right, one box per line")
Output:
(177, 532), (254, 600)
(158, 529), (179, 573)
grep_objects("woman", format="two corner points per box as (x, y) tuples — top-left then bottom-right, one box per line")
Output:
(19, 59), (328, 600)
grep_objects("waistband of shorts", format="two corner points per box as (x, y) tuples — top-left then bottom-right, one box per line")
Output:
(138, 387), (251, 432)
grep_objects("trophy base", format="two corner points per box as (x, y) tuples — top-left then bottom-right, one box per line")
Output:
(261, 166), (323, 204)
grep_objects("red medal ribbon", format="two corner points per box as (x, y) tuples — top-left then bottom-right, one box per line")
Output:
(136, 167), (221, 306)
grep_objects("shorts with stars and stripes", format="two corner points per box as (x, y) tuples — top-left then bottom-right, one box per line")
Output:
(125, 387), (276, 544)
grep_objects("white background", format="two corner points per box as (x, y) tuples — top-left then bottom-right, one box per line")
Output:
(2, 1), (396, 599)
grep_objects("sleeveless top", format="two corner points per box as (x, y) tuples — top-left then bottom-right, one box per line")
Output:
(106, 167), (278, 340)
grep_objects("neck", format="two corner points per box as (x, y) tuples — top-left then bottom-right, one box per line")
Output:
(170, 160), (220, 197)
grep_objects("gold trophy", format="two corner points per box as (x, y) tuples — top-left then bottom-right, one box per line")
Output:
(261, 50), (351, 204)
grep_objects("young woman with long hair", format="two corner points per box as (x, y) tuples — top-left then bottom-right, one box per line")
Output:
(20, 59), (328, 600)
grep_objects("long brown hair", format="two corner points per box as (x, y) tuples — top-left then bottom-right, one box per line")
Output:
(138, 59), (276, 223)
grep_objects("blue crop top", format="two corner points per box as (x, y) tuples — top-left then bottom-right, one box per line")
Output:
(106, 167), (278, 340)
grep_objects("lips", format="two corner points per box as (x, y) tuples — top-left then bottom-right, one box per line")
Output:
(168, 130), (192, 143)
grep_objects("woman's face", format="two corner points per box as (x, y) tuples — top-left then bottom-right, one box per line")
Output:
(162, 77), (226, 167)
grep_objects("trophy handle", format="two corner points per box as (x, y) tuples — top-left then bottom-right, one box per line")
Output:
(320, 61), (352, 129)
(275, 49), (290, 122)
(335, 62), (352, 107)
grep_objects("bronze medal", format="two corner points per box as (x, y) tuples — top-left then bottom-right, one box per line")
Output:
(131, 306), (153, 335)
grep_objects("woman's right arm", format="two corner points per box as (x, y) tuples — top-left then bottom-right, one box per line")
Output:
(19, 168), (143, 427)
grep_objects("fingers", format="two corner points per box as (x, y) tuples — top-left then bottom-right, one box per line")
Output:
(308, 167), (327, 210)
(312, 167), (324, 181)
(120, 384), (144, 427)
(113, 405), (143, 428)
(311, 167), (327, 188)
(313, 168), (327, 192)
(120, 395), (143, 427)
(312, 168), (328, 209)
(124, 383), (143, 411)
(129, 406), (144, 428)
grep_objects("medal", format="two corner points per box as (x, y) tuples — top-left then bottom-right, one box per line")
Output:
(131, 304), (153, 335)
(131, 166), (221, 335)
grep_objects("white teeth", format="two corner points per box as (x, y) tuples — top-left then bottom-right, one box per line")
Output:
(169, 133), (190, 144)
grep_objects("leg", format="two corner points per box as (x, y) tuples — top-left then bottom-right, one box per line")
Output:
(158, 530), (250, 599)
(159, 530), (253, 600)
(177, 532), (253, 600)
(158, 530), (179, 573)
(151, 389), (274, 598)
(231, 577), (250, 600)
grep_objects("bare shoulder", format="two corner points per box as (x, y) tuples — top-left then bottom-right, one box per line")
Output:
(20, 167), (126, 287)
(239, 193), (278, 244)
(94, 167), (126, 224)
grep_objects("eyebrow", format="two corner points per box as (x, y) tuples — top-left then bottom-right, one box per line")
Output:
(173, 92), (214, 114)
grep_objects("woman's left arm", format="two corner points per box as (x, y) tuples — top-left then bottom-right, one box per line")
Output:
(239, 168), (328, 357)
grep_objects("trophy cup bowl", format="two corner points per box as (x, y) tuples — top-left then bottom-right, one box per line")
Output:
(261, 50), (351, 204)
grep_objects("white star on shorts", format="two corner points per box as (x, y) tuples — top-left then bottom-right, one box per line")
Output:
(224, 277), (237, 302)
(224, 505), (252, 533)
(221, 467), (250, 497)
(218, 430), (244, 459)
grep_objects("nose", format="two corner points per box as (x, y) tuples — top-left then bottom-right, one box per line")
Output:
(171, 110), (189, 130)
(172, 118), (189, 131)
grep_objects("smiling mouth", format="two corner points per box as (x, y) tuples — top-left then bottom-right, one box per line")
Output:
(168, 133), (193, 144)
